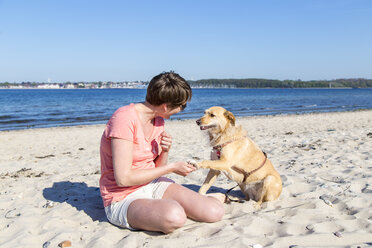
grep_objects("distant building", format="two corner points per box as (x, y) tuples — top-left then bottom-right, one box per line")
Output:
(64, 83), (75, 89)
(37, 84), (60, 89)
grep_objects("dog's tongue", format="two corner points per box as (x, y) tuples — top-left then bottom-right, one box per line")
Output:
(200, 126), (209, 130)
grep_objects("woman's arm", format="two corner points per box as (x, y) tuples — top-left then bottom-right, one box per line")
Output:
(154, 151), (169, 168)
(111, 138), (195, 187)
(155, 131), (172, 167)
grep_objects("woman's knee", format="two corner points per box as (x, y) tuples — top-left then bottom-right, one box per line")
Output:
(203, 200), (224, 223)
(161, 201), (187, 233)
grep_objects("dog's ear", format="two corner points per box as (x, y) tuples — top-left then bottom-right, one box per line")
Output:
(224, 110), (235, 126)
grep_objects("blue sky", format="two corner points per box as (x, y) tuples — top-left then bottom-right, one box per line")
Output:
(1, 0), (371, 83)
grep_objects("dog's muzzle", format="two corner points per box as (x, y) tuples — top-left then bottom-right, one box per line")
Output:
(196, 119), (215, 130)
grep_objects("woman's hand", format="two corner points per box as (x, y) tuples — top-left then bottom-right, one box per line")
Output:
(160, 131), (172, 152)
(170, 161), (196, 176)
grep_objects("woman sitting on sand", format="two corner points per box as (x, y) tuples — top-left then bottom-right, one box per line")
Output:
(99, 72), (225, 233)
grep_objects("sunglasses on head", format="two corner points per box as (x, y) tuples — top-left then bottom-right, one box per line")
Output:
(180, 103), (187, 111)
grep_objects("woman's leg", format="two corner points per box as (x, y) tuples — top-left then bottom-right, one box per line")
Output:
(162, 183), (225, 223)
(127, 198), (187, 234)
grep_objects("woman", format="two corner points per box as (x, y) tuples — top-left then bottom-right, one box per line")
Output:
(100, 72), (225, 233)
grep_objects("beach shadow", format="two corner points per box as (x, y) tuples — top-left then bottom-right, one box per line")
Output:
(43, 181), (107, 222)
(182, 184), (246, 198)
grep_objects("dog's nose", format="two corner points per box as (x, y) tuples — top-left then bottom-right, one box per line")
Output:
(196, 119), (201, 125)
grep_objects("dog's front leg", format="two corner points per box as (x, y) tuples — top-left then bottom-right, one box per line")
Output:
(199, 169), (220, 194)
(197, 159), (229, 171)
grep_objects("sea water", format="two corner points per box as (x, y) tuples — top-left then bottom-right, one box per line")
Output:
(0, 88), (371, 131)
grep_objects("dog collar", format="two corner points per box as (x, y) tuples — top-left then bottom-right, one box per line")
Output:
(213, 138), (242, 159)
(213, 146), (226, 159)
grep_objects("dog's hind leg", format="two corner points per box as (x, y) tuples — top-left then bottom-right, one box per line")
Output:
(199, 169), (220, 194)
(254, 175), (276, 209)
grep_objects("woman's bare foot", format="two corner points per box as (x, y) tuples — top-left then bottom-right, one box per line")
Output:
(207, 193), (226, 204)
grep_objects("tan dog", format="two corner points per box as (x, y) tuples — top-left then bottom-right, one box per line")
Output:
(195, 106), (282, 207)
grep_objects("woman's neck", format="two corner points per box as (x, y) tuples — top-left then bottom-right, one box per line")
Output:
(135, 102), (157, 123)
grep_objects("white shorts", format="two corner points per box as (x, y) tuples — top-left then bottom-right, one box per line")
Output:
(104, 177), (174, 230)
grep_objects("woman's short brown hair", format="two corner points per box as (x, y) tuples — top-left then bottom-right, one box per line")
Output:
(146, 72), (192, 109)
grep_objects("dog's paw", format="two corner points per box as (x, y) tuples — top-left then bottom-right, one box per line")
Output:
(253, 201), (263, 210)
(187, 159), (198, 168)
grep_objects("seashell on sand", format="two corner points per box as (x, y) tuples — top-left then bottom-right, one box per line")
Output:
(58, 240), (72, 247)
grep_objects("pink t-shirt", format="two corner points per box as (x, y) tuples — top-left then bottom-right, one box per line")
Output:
(99, 103), (165, 207)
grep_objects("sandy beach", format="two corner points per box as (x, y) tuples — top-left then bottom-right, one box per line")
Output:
(1, 110), (371, 248)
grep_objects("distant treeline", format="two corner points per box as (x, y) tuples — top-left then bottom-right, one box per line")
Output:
(187, 78), (372, 88)
(2, 78), (372, 89)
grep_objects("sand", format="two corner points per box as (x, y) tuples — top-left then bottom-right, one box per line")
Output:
(0, 110), (371, 248)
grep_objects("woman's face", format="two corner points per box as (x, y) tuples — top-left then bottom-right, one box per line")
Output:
(160, 104), (185, 119)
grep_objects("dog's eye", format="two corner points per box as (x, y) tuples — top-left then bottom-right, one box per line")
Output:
(210, 113), (215, 117)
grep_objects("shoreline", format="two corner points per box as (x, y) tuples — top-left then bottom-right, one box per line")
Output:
(1, 110), (371, 247)
(1, 87), (372, 90)
(1, 108), (372, 133)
